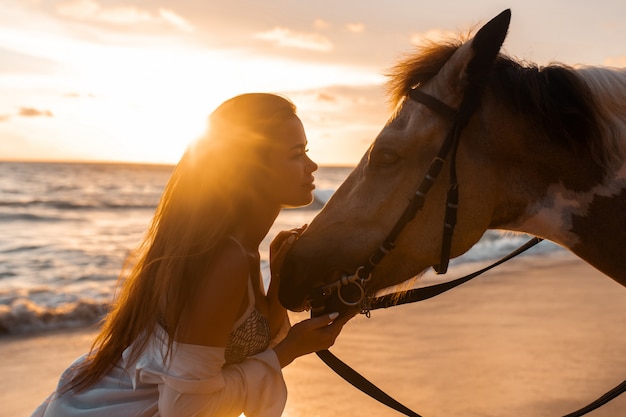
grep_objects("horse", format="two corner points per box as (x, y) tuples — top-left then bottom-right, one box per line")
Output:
(278, 9), (626, 315)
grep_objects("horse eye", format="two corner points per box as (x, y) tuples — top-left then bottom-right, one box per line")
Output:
(369, 148), (400, 167)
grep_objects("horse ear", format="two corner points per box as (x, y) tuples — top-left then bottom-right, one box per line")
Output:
(433, 9), (511, 106)
(466, 9), (511, 84)
(445, 9), (510, 120)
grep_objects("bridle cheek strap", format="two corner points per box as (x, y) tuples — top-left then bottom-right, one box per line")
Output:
(307, 88), (462, 314)
(408, 88), (461, 274)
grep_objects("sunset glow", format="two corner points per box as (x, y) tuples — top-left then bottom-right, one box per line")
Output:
(1, 0), (624, 165)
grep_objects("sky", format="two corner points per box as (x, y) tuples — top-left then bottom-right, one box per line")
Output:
(1, 0), (625, 166)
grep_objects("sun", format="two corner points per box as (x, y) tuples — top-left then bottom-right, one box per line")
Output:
(0, 21), (382, 165)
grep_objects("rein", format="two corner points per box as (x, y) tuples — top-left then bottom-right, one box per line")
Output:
(311, 87), (626, 416)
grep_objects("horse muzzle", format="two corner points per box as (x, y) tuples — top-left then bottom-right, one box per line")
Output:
(308, 267), (372, 317)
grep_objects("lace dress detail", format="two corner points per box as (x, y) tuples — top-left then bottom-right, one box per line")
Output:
(158, 237), (272, 367)
(224, 308), (271, 366)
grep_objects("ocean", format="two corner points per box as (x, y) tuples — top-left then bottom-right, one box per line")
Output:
(0, 161), (561, 335)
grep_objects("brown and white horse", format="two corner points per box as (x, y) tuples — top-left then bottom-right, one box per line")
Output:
(279, 9), (626, 314)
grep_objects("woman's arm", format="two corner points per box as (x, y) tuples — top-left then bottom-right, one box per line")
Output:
(155, 234), (351, 416)
(154, 239), (287, 417)
(155, 311), (350, 416)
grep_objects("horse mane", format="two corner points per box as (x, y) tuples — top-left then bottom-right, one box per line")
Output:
(386, 38), (464, 107)
(386, 38), (618, 170)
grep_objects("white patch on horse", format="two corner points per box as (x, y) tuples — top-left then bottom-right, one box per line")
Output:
(511, 162), (626, 247)
(513, 185), (584, 246)
(511, 68), (626, 246)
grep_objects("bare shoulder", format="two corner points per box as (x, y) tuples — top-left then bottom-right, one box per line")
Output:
(176, 239), (250, 346)
(206, 239), (250, 296)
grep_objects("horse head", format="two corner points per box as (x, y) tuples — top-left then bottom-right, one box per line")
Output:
(279, 10), (513, 313)
(279, 8), (625, 313)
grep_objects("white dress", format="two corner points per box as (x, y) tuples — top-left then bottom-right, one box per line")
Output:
(31, 277), (289, 417)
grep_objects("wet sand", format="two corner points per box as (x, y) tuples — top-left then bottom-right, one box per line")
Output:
(3, 252), (626, 417)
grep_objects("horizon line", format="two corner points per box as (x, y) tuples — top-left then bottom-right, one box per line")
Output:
(0, 158), (357, 168)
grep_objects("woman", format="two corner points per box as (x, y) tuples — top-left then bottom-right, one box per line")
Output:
(32, 93), (350, 417)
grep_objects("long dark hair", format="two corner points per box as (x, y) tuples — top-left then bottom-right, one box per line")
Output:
(68, 93), (298, 392)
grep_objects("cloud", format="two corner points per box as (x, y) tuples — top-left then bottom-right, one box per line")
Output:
(158, 9), (194, 33)
(0, 47), (62, 74)
(0, 107), (53, 122)
(316, 92), (337, 102)
(346, 23), (365, 33)
(410, 29), (458, 46)
(253, 27), (333, 52)
(314, 19), (330, 30)
(288, 84), (388, 127)
(18, 107), (53, 117)
(284, 84), (389, 165)
(63, 92), (95, 98)
(56, 0), (194, 31)
(57, 0), (150, 24)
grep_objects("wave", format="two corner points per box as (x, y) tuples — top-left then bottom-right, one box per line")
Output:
(454, 230), (563, 265)
(2, 190), (328, 214)
(0, 297), (108, 335)
(0, 234), (563, 336)
(0, 213), (66, 222)
(0, 162), (566, 337)
(0, 199), (157, 211)
(0, 244), (44, 254)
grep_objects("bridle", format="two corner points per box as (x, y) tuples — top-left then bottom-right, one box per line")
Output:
(307, 85), (626, 416)
(308, 84), (492, 316)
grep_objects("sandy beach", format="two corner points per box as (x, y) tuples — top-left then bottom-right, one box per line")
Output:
(3, 251), (626, 417)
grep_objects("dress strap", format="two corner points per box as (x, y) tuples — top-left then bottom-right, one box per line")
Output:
(227, 236), (256, 329)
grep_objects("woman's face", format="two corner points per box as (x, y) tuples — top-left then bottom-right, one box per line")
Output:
(265, 116), (318, 208)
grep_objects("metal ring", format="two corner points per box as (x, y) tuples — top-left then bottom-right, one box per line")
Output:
(337, 280), (365, 306)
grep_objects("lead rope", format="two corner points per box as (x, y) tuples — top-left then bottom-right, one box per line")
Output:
(316, 349), (423, 417)
(315, 238), (543, 417)
(316, 237), (626, 416)
(317, 351), (626, 417)
(562, 380), (626, 417)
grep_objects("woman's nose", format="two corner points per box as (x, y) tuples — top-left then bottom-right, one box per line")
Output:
(307, 156), (318, 172)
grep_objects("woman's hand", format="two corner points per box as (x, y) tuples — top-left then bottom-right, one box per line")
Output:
(267, 224), (307, 303)
(272, 311), (354, 368)
(269, 224), (307, 287)
(266, 225), (307, 339)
